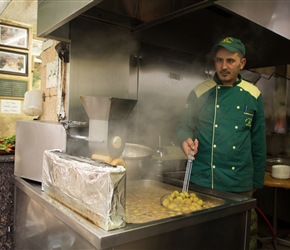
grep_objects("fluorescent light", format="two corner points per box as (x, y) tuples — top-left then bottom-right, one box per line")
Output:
(0, 0), (11, 15)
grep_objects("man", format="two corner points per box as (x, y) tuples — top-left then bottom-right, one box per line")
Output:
(176, 36), (266, 249)
(176, 37), (266, 195)
(0, 55), (7, 68)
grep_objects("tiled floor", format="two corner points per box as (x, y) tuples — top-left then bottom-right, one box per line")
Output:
(258, 216), (290, 250)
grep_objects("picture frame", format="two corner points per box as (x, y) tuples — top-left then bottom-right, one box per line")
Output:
(0, 49), (28, 76)
(0, 24), (28, 49)
(0, 78), (28, 99)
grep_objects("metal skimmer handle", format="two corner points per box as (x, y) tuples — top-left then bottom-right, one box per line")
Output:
(182, 150), (194, 193)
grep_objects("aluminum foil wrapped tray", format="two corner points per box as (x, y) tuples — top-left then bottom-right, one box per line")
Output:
(42, 150), (126, 231)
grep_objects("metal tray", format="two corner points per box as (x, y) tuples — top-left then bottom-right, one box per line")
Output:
(125, 180), (225, 224)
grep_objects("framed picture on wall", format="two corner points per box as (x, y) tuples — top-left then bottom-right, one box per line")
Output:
(0, 24), (28, 49)
(0, 78), (28, 98)
(0, 49), (28, 76)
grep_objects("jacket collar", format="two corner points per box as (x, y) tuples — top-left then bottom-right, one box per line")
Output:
(214, 73), (242, 86)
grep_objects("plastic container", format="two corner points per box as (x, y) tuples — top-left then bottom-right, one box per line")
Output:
(271, 165), (290, 179)
(23, 90), (43, 116)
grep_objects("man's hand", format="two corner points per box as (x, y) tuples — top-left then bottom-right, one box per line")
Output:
(182, 138), (199, 158)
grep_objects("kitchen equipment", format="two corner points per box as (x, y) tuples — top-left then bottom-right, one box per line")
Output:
(15, 120), (67, 182)
(121, 143), (154, 180)
(266, 157), (290, 172)
(42, 150), (126, 231)
(156, 135), (165, 157)
(23, 90), (43, 116)
(80, 96), (137, 159)
(153, 146), (187, 181)
(271, 165), (290, 179)
(182, 150), (194, 193)
(122, 143), (153, 159)
(126, 181), (224, 224)
(15, 96), (137, 183)
(14, 177), (256, 250)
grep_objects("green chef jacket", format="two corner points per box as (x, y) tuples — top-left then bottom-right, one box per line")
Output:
(176, 74), (266, 192)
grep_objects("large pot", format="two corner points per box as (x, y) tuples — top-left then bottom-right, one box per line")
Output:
(122, 143), (154, 180)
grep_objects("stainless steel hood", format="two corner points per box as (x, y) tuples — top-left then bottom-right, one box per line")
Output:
(38, 0), (290, 68)
(37, 0), (102, 39)
(82, 0), (290, 69)
(216, 0), (290, 41)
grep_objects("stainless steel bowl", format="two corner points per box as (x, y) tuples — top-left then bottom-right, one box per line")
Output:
(122, 143), (153, 160)
(122, 143), (154, 180)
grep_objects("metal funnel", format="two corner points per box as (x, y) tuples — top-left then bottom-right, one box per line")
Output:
(80, 96), (137, 121)
(80, 96), (137, 158)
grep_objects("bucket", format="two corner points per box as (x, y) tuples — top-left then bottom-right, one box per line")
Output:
(23, 90), (43, 116)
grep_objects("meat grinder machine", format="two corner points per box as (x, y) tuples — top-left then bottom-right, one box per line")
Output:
(77, 96), (137, 162)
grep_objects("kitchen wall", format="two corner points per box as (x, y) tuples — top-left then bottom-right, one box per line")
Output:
(68, 17), (135, 122)
(0, 35), (62, 137)
(0, 20), (33, 138)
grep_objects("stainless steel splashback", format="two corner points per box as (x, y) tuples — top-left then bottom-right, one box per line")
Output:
(68, 19), (137, 122)
(15, 120), (67, 182)
(67, 18), (208, 149)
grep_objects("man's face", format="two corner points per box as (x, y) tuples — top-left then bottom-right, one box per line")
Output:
(214, 47), (246, 85)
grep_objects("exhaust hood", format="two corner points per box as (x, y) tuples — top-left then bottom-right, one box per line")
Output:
(216, 0), (290, 41)
(82, 0), (290, 69)
(38, 0), (290, 69)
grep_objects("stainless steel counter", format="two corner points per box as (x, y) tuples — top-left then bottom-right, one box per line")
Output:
(13, 176), (256, 250)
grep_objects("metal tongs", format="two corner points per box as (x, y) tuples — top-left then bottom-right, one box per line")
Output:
(182, 150), (194, 193)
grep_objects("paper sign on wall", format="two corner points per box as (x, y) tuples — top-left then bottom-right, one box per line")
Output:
(46, 59), (61, 88)
(1, 99), (21, 114)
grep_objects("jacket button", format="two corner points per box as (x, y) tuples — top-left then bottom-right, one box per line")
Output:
(232, 166), (235, 170)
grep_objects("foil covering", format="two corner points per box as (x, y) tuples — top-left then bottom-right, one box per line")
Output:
(42, 150), (126, 231)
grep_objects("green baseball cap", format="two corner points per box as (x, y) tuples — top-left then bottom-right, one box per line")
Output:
(212, 37), (246, 56)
